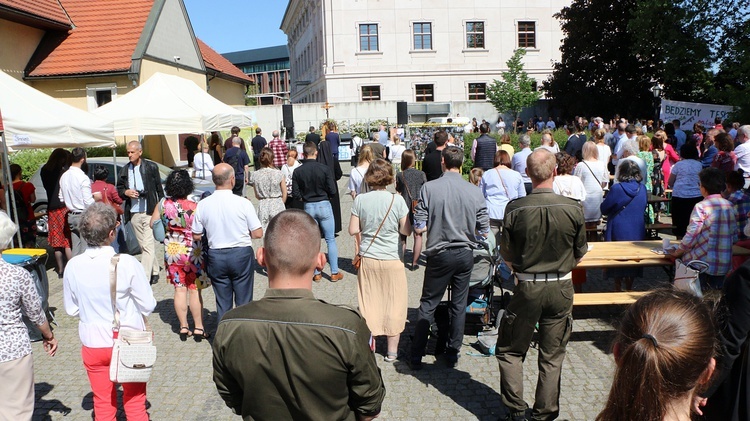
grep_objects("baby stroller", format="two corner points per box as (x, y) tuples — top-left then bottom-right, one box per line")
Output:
(432, 236), (510, 354)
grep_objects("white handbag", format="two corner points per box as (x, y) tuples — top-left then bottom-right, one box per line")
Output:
(674, 259), (709, 298)
(108, 255), (156, 383)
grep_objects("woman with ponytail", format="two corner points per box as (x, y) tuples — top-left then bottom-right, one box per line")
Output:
(596, 289), (717, 421)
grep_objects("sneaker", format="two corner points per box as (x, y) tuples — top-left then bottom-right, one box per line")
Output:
(330, 272), (344, 282)
(384, 353), (397, 363)
(150, 274), (159, 285)
(313, 274), (322, 282)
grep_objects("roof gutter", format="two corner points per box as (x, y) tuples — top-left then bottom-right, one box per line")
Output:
(23, 70), (131, 81)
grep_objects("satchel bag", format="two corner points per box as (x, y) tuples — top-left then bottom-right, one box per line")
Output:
(108, 255), (156, 383)
(400, 173), (418, 212)
(353, 194), (395, 271)
(119, 221), (142, 255)
(674, 259), (709, 298)
(101, 186), (124, 215)
(151, 199), (168, 242)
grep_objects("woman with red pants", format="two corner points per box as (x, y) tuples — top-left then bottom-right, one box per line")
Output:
(63, 203), (156, 420)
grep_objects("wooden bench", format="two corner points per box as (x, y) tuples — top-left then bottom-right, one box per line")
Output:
(573, 291), (649, 306)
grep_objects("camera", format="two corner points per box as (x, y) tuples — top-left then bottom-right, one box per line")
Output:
(136, 189), (148, 197)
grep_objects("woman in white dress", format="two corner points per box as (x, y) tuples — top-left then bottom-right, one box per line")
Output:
(388, 135), (406, 170)
(193, 142), (214, 179)
(593, 128), (612, 167)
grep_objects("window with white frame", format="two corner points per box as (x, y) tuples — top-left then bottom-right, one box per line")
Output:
(466, 21), (485, 49)
(362, 86), (381, 101)
(86, 83), (117, 111)
(415, 84), (434, 102)
(413, 22), (432, 50)
(359, 24), (379, 51)
(518, 21), (536, 48)
(468, 83), (487, 100)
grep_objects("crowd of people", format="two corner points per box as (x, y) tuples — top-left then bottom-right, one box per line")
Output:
(3, 116), (750, 420)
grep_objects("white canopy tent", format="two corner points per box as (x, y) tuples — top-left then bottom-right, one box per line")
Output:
(92, 72), (252, 135)
(0, 69), (115, 243)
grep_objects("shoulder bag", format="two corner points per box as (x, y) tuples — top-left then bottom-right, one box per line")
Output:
(581, 161), (605, 191)
(400, 172), (418, 212)
(352, 194), (395, 271)
(152, 198), (167, 242)
(101, 186), (124, 215)
(674, 259), (708, 298)
(109, 255), (157, 383)
(494, 168), (511, 198)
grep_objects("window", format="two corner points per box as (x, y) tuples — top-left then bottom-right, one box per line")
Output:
(86, 83), (117, 111)
(359, 24), (379, 51)
(415, 84), (434, 102)
(518, 21), (536, 48)
(468, 83), (486, 100)
(362, 86), (381, 101)
(466, 21), (485, 49)
(413, 22), (432, 50)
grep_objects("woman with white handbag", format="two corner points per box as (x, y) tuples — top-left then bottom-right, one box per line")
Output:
(63, 203), (156, 420)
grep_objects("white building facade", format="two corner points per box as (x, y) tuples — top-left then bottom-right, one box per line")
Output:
(281, 0), (568, 110)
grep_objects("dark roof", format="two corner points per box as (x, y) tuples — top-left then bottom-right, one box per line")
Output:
(222, 45), (289, 65)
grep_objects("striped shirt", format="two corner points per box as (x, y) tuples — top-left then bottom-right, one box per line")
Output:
(679, 194), (738, 276)
(728, 190), (750, 240)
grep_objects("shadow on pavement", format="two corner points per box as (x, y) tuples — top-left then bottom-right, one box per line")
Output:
(33, 382), (71, 420)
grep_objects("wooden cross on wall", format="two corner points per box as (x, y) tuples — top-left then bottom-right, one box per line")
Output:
(321, 101), (334, 119)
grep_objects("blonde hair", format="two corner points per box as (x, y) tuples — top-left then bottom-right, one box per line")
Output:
(469, 168), (484, 186)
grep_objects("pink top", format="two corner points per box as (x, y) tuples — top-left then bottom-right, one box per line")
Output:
(661, 143), (680, 188)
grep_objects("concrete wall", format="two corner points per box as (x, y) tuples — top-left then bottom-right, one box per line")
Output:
(30, 75), (134, 110)
(0, 19), (44, 79)
(208, 77), (246, 107)
(238, 100), (550, 136)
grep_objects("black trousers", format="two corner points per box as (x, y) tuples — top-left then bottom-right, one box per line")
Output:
(411, 247), (473, 358)
(672, 195), (702, 238)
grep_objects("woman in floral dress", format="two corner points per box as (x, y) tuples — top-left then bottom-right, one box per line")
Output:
(150, 169), (209, 341)
(250, 148), (287, 231)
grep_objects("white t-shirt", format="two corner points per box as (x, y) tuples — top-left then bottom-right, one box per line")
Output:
(552, 175), (587, 201)
(281, 161), (301, 194)
(192, 190), (262, 249)
(348, 164), (369, 195)
(389, 144), (406, 162)
(193, 152), (215, 179)
(58, 165), (94, 211)
(596, 144), (612, 166)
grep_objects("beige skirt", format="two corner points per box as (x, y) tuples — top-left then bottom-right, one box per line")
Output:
(357, 257), (408, 336)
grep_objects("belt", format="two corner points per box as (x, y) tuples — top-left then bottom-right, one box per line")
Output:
(515, 272), (572, 282)
(69, 210), (83, 215)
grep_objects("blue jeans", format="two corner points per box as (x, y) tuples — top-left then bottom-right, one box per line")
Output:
(206, 246), (255, 321)
(304, 201), (339, 274)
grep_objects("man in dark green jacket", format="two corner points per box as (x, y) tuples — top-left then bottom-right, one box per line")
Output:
(212, 210), (385, 421)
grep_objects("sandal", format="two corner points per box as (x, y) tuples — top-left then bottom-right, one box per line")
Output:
(179, 326), (191, 341)
(193, 328), (210, 342)
(384, 352), (398, 363)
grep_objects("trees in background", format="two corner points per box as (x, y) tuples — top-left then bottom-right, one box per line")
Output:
(486, 49), (541, 122)
(544, 0), (750, 120)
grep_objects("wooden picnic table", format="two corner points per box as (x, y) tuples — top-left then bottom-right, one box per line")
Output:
(577, 240), (750, 269)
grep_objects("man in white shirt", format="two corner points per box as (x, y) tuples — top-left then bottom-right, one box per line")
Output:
(59, 147), (100, 256)
(734, 125), (750, 180)
(534, 133), (558, 154)
(512, 135), (534, 195)
(192, 163), (263, 321)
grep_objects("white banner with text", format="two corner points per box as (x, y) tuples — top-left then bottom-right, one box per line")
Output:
(660, 99), (735, 127)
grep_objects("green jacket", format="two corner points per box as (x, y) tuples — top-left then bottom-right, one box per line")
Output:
(212, 288), (385, 421)
(501, 188), (587, 274)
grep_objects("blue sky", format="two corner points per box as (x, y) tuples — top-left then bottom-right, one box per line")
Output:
(183, 0), (288, 54)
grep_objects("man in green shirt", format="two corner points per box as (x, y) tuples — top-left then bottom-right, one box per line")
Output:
(212, 210), (385, 420)
(498, 149), (587, 421)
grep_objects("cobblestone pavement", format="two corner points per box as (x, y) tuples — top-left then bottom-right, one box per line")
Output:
(29, 162), (674, 420)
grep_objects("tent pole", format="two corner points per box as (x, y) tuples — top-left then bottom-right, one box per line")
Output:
(1, 132), (22, 245)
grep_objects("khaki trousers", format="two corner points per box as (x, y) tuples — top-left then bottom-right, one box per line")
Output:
(130, 212), (159, 277)
(496, 278), (574, 421)
(0, 353), (34, 421)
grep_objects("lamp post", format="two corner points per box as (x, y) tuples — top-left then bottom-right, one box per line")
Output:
(650, 83), (663, 128)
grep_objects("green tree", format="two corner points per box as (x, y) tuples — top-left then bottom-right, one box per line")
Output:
(485, 49), (541, 121)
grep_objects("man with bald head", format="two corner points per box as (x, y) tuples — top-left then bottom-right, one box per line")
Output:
(268, 129), (289, 169)
(212, 210), (385, 420)
(498, 149), (587, 421)
(192, 163), (262, 321)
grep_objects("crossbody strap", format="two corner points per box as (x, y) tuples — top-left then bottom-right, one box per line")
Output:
(494, 168), (510, 197)
(110, 254), (150, 333)
(582, 161), (604, 190)
(401, 172), (414, 202)
(359, 194), (396, 257)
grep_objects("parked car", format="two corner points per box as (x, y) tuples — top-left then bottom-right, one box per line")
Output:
(29, 157), (215, 235)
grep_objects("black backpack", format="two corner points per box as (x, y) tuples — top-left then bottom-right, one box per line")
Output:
(224, 151), (241, 176)
(9, 186), (30, 223)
